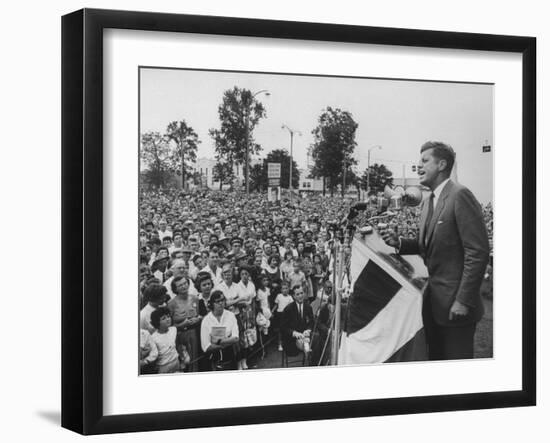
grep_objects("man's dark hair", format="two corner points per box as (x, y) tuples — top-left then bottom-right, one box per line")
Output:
(420, 141), (456, 174)
(156, 246), (169, 256)
(148, 237), (161, 247)
(143, 283), (167, 304)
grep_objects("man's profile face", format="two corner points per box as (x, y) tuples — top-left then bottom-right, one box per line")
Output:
(418, 148), (444, 189)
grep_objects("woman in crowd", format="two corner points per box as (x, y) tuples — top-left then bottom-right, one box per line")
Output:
(200, 290), (240, 370)
(256, 275), (271, 319)
(279, 250), (294, 281)
(167, 276), (202, 372)
(234, 267), (257, 369)
(263, 255), (282, 297)
(311, 253), (326, 290)
(195, 272), (214, 315)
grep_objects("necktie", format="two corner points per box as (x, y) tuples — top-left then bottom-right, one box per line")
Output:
(424, 192), (435, 246)
(298, 303), (302, 318)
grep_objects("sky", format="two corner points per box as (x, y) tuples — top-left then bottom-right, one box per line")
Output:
(140, 68), (494, 203)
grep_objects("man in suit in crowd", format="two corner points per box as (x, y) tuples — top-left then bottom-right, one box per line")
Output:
(281, 285), (317, 361)
(382, 141), (489, 360)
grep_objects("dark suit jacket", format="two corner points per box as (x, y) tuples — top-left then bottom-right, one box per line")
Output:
(400, 180), (489, 327)
(281, 301), (314, 356)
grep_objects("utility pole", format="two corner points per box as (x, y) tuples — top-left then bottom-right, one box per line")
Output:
(366, 145), (382, 196)
(342, 158), (347, 198)
(245, 89), (270, 196)
(282, 124), (301, 203)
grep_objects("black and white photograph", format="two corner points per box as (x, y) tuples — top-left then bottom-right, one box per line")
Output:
(138, 67), (494, 374)
(1, 0), (545, 439)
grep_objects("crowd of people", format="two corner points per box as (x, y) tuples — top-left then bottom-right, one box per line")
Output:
(139, 187), (494, 374)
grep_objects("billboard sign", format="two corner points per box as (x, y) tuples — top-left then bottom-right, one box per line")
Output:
(267, 162), (281, 179)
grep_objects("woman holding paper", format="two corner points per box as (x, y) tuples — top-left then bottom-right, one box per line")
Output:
(200, 290), (239, 370)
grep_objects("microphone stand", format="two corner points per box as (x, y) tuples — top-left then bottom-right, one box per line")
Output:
(329, 216), (353, 365)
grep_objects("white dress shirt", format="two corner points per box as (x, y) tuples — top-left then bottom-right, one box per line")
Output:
(432, 178), (451, 210)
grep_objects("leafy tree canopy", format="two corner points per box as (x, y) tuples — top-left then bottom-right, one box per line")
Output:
(140, 131), (176, 188)
(209, 87), (267, 166)
(361, 163), (394, 195)
(165, 120), (200, 189)
(310, 106), (358, 194)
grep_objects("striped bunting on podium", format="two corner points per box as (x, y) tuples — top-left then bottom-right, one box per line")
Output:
(338, 235), (427, 365)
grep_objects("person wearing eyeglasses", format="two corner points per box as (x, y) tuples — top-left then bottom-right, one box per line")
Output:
(163, 259), (198, 300)
(200, 290), (239, 370)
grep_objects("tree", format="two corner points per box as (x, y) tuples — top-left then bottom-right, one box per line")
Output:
(361, 163), (394, 195)
(250, 163), (266, 192)
(310, 107), (358, 196)
(212, 161), (235, 190)
(209, 87), (267, 192)
(140, 131), (175, 188)
(166, 120), (200, 190)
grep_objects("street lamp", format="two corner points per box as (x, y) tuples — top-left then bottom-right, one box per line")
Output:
(366, 145), (382, 196)
(281, 124), (301, 203)
(245, 89), (270, 196)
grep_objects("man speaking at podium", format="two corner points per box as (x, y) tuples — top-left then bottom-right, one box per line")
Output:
(381, 141), (489, 360)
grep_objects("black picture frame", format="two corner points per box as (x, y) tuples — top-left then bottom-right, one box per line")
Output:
(61, 8), (536, 435)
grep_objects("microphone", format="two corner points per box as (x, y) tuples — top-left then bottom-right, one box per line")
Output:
(341, 207), (359, 225)
(351, 186), (422, 215)
(384, 185), (422, 210)
(352, 202), (368, 211)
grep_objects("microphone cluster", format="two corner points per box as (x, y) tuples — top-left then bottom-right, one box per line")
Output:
(351, 185), (422, 216)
